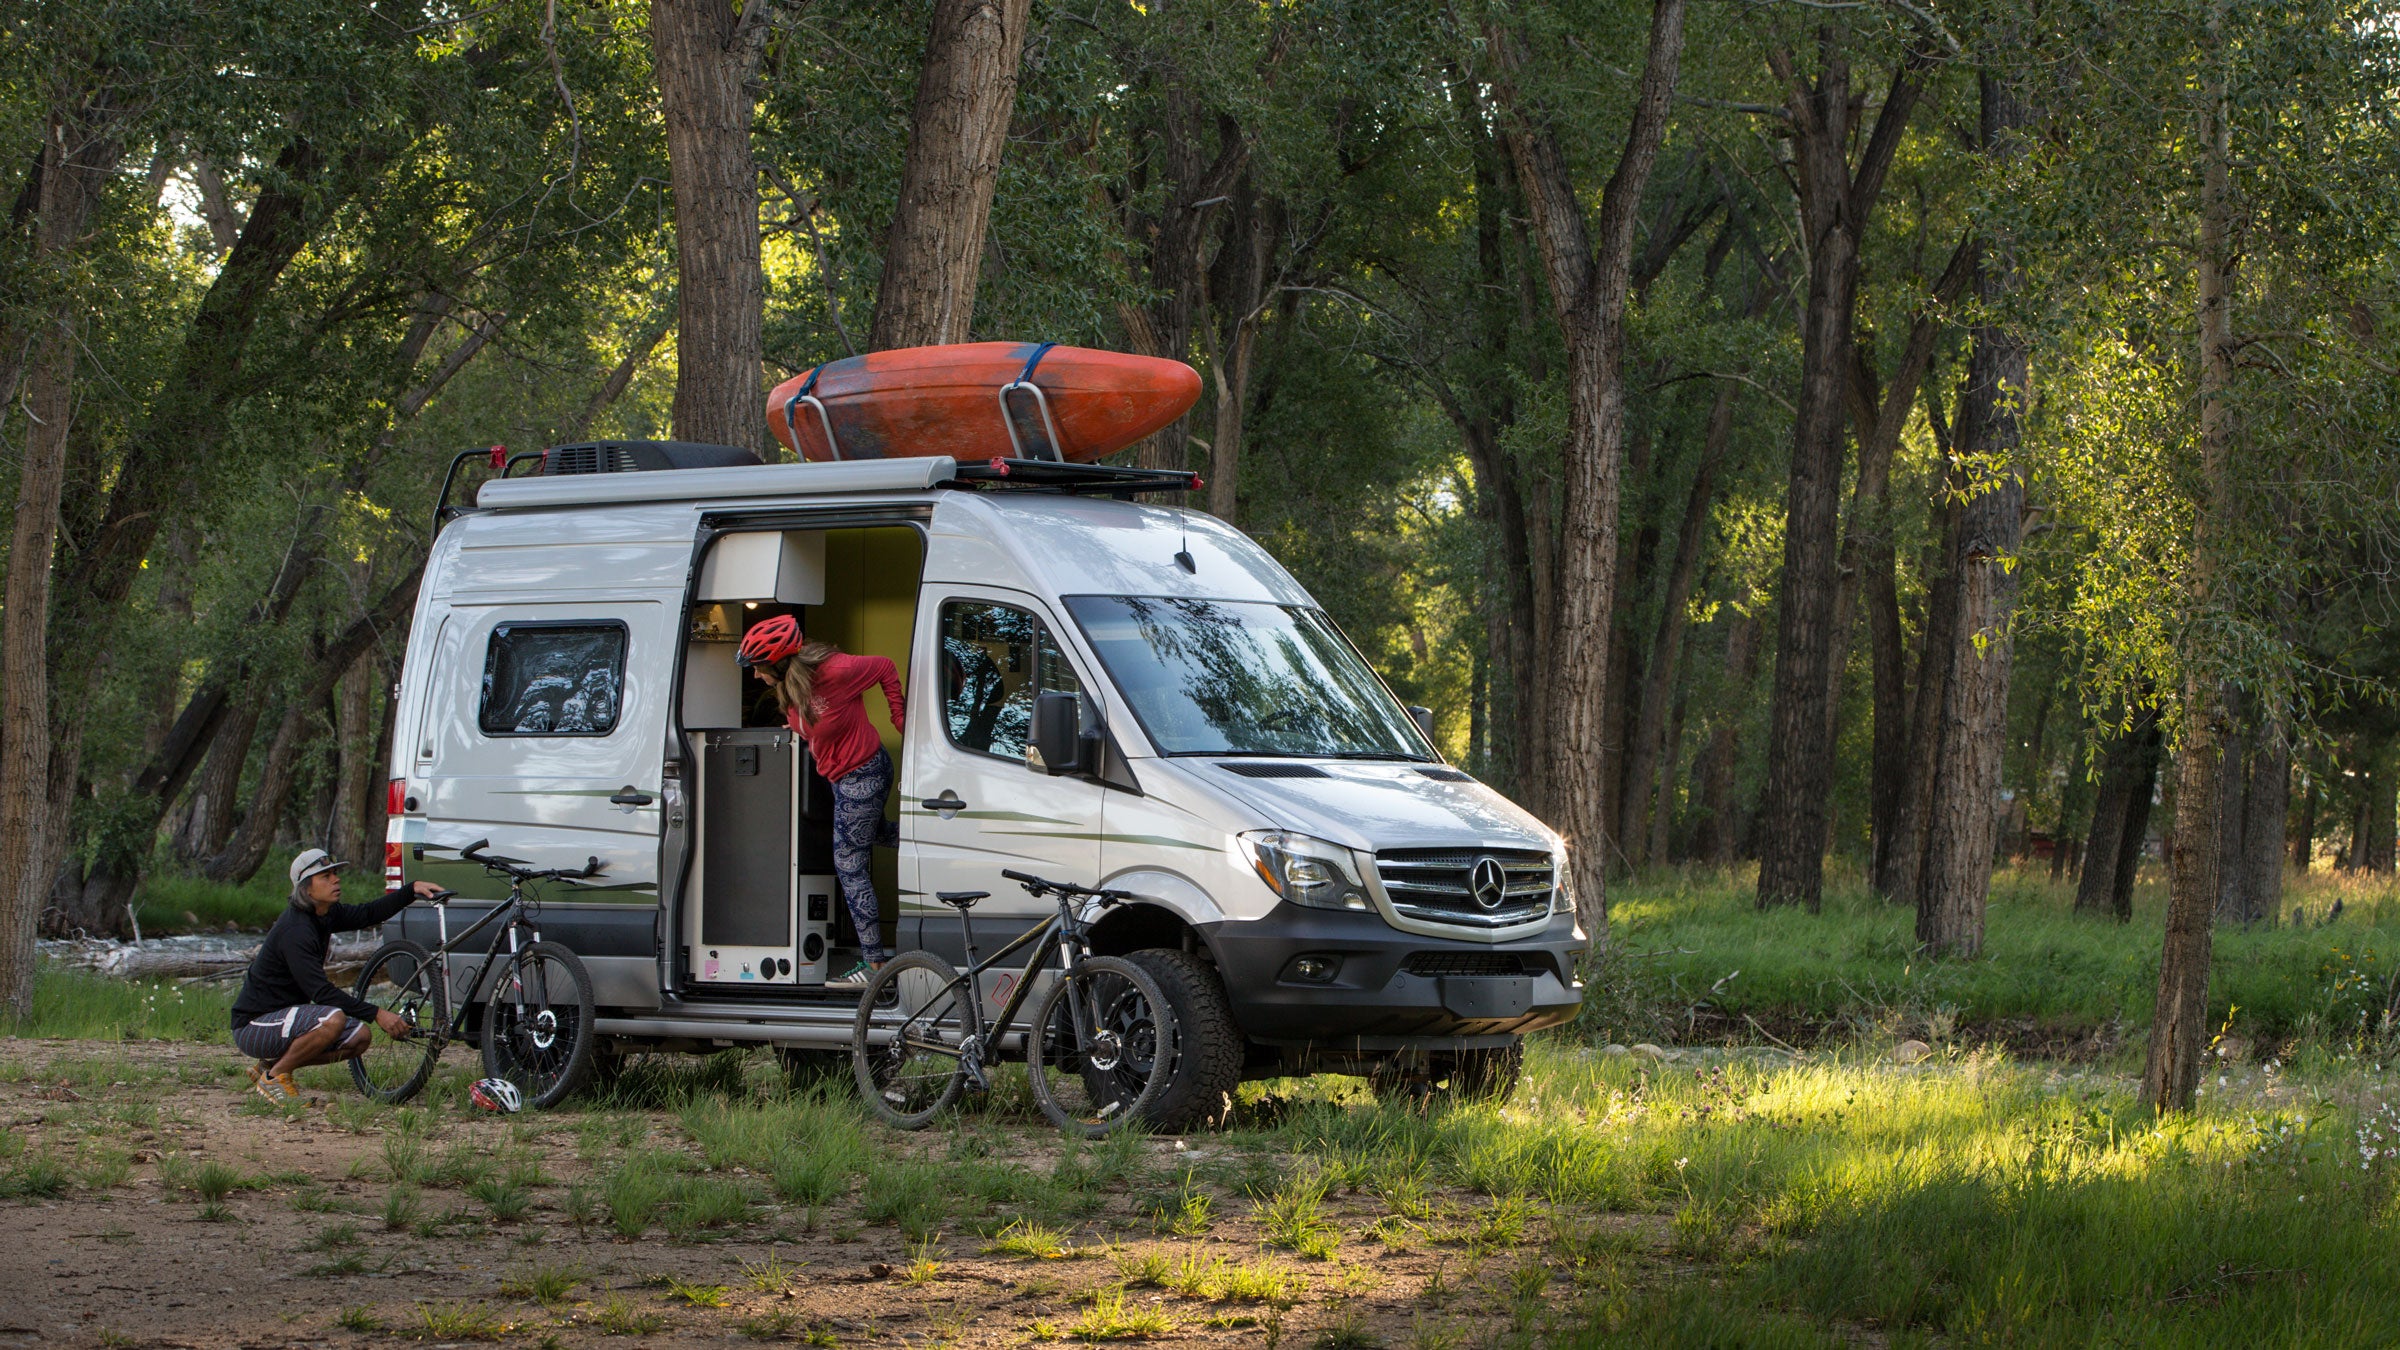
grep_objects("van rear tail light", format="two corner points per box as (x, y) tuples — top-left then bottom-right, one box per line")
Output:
(388, 779), (407, 815)
(385, 841), (405, 885)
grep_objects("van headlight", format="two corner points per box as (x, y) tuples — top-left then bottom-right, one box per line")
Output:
(1239, 831), (1373, 912)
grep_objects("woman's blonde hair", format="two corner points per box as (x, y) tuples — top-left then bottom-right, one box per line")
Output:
(767, 640), (842, 724)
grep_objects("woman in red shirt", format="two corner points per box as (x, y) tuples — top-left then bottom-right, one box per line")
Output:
(737, 615), (906, 988)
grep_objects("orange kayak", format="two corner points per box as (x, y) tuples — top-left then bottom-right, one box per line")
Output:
(767, 342), (1201, 464)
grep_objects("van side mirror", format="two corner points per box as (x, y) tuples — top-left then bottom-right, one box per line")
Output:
(1030, 690), (1092, 775)
(1407, 705), (1435, 744)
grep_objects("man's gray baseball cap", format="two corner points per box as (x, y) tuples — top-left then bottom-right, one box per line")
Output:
(290, 849), (349, 888)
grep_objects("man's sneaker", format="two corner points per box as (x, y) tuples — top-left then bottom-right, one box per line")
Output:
(827, 962), (878, 991)
(243, 1062), (268, 1090)
(253, 1070), (302, 1106)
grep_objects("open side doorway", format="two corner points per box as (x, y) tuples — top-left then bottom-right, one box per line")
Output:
(673, 524), (924, 995)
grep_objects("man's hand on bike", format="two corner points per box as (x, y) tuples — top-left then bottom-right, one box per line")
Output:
(407, 881), (449, 902)
(375, 1008), (415, 1039)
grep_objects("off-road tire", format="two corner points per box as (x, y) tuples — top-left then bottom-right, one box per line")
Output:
(479, 940), (597, 1109)
(1123, 948), (1242, 1132)
(349, 939), (445, 1104)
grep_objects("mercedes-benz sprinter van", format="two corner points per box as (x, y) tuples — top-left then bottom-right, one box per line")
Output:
(384, 443), (1586, 1126)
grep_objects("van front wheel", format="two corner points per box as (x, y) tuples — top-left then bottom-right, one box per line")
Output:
(1122, 948), (1242, 1132)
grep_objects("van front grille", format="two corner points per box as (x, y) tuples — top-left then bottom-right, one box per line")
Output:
(1402, 952), (1525, 977)
(1372, 848), (1553, 928)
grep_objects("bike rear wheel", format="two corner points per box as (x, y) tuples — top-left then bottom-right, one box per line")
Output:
(479, 940), (596, 1109)
(1027, 956), (1175, 1137)
(851, 953), (971, 1129)
(350, 939), (446, 1104)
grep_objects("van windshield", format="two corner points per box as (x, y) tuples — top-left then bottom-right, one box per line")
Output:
(1064, 596), (1433, 760)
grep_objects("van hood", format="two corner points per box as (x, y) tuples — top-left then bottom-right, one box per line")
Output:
(1184, 759), (1558, 855)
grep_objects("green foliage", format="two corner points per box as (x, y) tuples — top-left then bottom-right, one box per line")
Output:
(0, 970), (229, 1042)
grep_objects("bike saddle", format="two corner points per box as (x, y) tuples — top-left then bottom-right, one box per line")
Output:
(936, 890), (989, 909)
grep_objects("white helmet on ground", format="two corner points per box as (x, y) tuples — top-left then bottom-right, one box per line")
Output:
(469, 1077), (523, 1113)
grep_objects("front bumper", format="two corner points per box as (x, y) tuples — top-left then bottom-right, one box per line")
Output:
(1197, 904), (1588, 1049)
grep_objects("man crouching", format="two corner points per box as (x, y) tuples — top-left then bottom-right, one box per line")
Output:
(230, 849), (443, 1105)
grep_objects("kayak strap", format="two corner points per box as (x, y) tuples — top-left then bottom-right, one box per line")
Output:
(998, 342), (1065, 462)
(784, 363), (842, 461)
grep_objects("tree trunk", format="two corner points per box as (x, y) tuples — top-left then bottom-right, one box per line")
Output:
(1200, 177), (1278, 523)
(652, 0), (770, 447)
(2241, 718), (2288, 924)
(0, 92), (123, 1011)
(1694, 608), (1758, 865)
(870, 0), (1034, 350)
(2291, 768), (2316, 872)
(1914, 73), (2030, 958)
(1881, 491), (1961, 905)
(1619, 387), (1725, 865)
(1653, 681), (1690, 864)
(1122, 79), (1247, 475)
(1485, 0), (1688, 937)
(199, 565), (426, 882)
(2145, 43), (2236, 1115)
(2112, 721), (2162, 922)
(332, 648), (378, 869)
(2079, 706), (2159, 913)
(1756, 43), (1927, 910)
(176, 694), (267, 862)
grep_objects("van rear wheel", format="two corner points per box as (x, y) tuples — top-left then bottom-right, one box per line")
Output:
(1122, 948), (1242, 1132)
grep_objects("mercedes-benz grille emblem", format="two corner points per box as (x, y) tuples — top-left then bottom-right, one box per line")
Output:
(1469, 856), (1508, 911)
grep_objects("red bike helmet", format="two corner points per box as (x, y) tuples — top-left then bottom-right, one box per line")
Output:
(737, 615), (804, 669)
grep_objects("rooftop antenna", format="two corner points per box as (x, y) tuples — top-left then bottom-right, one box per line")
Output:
(1175, 524), (1195, 574)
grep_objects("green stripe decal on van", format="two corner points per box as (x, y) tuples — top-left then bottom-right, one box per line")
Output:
(908, 808), (1074, 825)
(987, 829), (1216, 852)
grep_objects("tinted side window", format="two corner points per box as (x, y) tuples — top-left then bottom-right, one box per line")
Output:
(939, 601), (1080, 760)
(479, 622), (627, 736)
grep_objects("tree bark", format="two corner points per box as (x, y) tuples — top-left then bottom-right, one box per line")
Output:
(652, 0), (772, 447)
(332, 648), (378, 869)
(1756, 40), (1927, 910)
(1694, 608), (1758, 865)
(176, 695), (268, 863)
(1200, 177), (1279, 523)
(1881, 488), (1960, 905)
(2079, 705), (2160, 914)
(198, 564), (425, 883)
(0, 89), (122, 1014)
(2145, 42), (2237, 1114)
(2112, 722), (2162, 922)
(870, 0), (1034, 350)
(1914, 74), (2030, 958)
(1619, 386), (1726, 865)
(2291, 767), (2316, 872)
(1485, 0), (1688, 937)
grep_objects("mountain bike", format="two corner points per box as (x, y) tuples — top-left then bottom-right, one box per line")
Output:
(349, 840), (601, 1109)
(851, 870), (1177, 1136)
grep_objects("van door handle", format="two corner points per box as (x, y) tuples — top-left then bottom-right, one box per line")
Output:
(921, 790), (967, 819)
(609, 786), (654, 807)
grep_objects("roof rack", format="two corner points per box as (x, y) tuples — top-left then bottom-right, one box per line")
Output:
(948, 457), (1200, 496)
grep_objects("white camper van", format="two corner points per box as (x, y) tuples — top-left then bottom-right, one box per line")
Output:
(384, 442), (1586, 1125)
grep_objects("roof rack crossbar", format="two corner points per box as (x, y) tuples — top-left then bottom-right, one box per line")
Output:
(949, 458), (1200, 496)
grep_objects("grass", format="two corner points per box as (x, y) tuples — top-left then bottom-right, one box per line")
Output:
(591, 1295), (665, 1336)
(131, 864), (290, 934)
(1254, 1168), (1340, 1259)
(1598, 863), (2400, 1045)
(0, 968), (230, 1042)
(984, 1218), (1077, 1259)
(498, 1264), (582, 1305)
(404, 1302), (510, 1341)
(1064, 1285), (1176, 1341)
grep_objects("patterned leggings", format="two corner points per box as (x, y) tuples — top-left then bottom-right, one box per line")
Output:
(832, 748), (899, 962)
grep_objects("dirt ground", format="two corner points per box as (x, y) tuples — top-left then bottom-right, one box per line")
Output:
(0, 1038), (1658, 1349)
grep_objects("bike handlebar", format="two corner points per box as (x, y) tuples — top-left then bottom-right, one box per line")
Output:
(457, 838), (605, 885)
(1001, 869), (1137, 907)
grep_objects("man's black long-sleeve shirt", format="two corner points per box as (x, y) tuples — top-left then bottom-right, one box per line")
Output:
(229, 888), (415, 1029)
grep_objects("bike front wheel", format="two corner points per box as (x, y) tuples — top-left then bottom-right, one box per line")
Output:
(1027, 956), (1176, 1137)
(350, 939), (446, 1104)
(479, 941), (596, 1109)
(851, 953), (971, 1129)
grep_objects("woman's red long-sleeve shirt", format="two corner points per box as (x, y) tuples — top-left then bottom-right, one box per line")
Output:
(786, 653), (906, 783)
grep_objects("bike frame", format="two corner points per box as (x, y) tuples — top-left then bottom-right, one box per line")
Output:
(916, 888), (1107, 1079)
(413, 883), (545, 1045)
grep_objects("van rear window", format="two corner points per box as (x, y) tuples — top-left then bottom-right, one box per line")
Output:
(479, 622), (627, 736)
